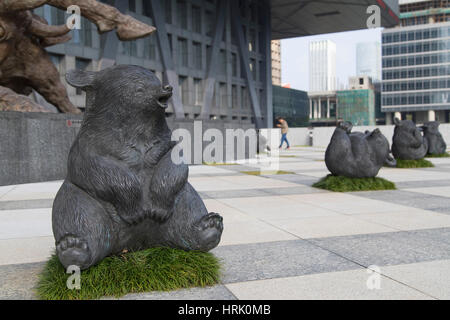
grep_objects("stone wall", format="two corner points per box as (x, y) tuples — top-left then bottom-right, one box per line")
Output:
(0, 112), (255, 186)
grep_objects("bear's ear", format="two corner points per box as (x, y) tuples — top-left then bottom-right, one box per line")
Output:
(394, 118), (401, 126)
(66, 70), (96, 91)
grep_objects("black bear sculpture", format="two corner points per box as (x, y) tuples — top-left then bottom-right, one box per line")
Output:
(325, 121), (396, 178)
(421, 121), (447, 156)
(52, 65), (223, 270)
(392, 118), (428, 160)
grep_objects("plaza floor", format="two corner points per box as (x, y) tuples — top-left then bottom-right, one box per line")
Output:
(1, 146), (450, 300)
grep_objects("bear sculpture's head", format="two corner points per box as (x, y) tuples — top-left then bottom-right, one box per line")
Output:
(66, 65), (173, 118)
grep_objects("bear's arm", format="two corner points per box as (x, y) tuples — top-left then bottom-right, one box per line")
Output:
(145, 151), (189, 222)
(68, 151), (145, 225)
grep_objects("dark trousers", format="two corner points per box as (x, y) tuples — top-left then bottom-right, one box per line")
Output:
(279, 133), (290, 148)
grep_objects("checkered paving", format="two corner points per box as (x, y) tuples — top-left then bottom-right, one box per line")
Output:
(1, 146), (450, 300)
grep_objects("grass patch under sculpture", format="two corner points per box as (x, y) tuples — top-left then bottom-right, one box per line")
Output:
(425, 153), (450, 158)
(313, 175), (396, 192)
(396, 158), (434, 168)
(36, 247), (221, 300)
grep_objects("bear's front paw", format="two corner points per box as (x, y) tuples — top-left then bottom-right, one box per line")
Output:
(194, 212), (224, 251)
(56, 236), (91, 270)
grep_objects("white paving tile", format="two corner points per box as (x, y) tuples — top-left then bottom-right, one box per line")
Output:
(281, 193), (412, 215)
(0, 181), (62, 202)
(226, 269), (433, 300)
(403, 186), (450, 198)
(357, 209), (450, 231)
(0, 208), (52, 239)
(270, 215), (397, 239)
(0, 236), (54, 266)
(218, 220), (297, 247)
(217, 196), (339, 221)
(380, 260), (450, 300)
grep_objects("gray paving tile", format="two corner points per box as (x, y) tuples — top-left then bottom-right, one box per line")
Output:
(310, 227), (450, 268)
(212, 240), (360, 284)
(395, 179), (450, 189)
(118, 285), (237, 300)
(0, 262), (44, 300)
(199, 189), (269, 199)
(264, 174), (320, 187)
(261, 186), (326, 196)
(0, 199), (54, 210)
(350, 190), (450, 215)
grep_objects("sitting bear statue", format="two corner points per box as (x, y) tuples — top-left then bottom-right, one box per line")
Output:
(325, 121), (396, 178)
(392, 118), (428, 160)
(52, 65), (223, 270)
(421, 121), (447, 156)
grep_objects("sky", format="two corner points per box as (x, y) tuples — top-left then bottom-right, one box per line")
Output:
(281, 27), (383, 91)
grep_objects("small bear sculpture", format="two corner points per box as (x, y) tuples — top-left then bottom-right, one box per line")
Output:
(52, 65), (223, 270)
(325, 121), (396, 178)
(392, 118), (428, 160)
(421, 121), (447, 156)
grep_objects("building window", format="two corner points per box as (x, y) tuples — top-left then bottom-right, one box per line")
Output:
(143, 35), (157, 60)
(231, 53), (238, 77)
(232, 85), (238, 108)
(193, 42), (202, 69)
(177, 0), (188, 29)
(178, 38), (188, 67)
(194, 78), (203, 106)
(220, 83), (227, 108)
(192, 5), (202, 33)
(219, 50), (227, 75)
(205, 10), (214, 37)
(179, 76), (189, 105)
(164, 0), (172, 24)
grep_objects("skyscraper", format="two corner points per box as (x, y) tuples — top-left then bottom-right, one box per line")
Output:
(309, 40), (336, 92)
(381, 0), (450, 124)
(271, 40), (282, 86)
(356, 42), (381, 83)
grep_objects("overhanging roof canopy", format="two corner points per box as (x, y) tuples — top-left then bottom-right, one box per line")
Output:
(271, 0), (400, 40)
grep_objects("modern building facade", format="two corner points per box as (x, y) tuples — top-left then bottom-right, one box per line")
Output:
(382, 0), (450, 124)
(273, 85), (309, 127)
(356, 42), (382, 83)
(271, 40), (282, 85)
(309, 40), (337, 92)
(338, 76), (382, 126)
(30, 0), (399, 129)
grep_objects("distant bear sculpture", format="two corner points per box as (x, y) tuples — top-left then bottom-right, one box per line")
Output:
(422, 121), (447, 155)
(392, 118), (428, 160)
(52, 65), (223, 270)
(325, 121), (396, 178)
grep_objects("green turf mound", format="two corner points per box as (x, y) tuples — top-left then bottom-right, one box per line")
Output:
(313, 175), (396, 192)
(425, 153), (450, 158)
(36, 247), (221, 300)
(396, 158), (434, 168)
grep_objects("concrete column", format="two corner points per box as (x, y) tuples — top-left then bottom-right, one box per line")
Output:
(327, 98), (330, 119)
(428, 110), (436, 122)
(309, 99), (313, 119)
(385, 112), (392, 125)
(318, 98), (321, 118)
(394, 112), (402, 121)
(314, 100), (319, 119)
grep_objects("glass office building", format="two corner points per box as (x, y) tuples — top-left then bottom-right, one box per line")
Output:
(381, 1), (450, 124)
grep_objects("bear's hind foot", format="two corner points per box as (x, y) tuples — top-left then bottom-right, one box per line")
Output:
(194, 213), (223, 251)
(56, 236), (92, 270)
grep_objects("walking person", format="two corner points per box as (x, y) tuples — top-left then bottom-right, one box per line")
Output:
(277, 117), (290, 150)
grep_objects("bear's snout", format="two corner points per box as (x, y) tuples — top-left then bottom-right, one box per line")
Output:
(157, 86), (173, 109)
